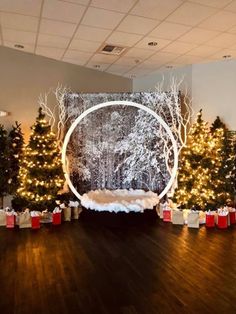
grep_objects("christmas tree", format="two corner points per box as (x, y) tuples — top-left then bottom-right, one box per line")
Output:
(0, 124), (9, 207)
(173, 110), (219, 210)
(210, 116), (235, 206)
(8, 122), (24, 195)
(17, 108), (64, 210)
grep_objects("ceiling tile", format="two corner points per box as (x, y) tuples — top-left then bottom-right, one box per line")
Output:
(89, 53), (119, 63)
(135, 37), (171, 50)
(107, 64), (132, 75)
(63, 49), (93, 62)
(40, 19), (77, 37)
(4, 41), (34, 53)
(42, 0), (86, 23)
(81, 7), (124, 29)
(131, 0), (183, 21)
(107, 31), (142, 47)
(0, 13), (39, 32)
(91, 0), (136, 13)
(186, 45), (221, 57)
(62, 57), (88, 66)
(189, 0), (232, 8)
(36, 46), (65, 59)
(199, 11), (236, 31)
(74, 25), (111, 42)
(117, 15), (159, 35)
(37, 33), (70, 48)
(124, 47), (154, 58)
(178, 27), (220, 44)
(210, 49), (236, 59)
(62, 0), (90, 4)
(0, 0), (42, 17)
(125, 67), (154, 77)
(162, 41), (197, 54)
(173, 54), (204, 64)
(224, 0), (236, 12)
(166, 2), (217, 26)
(86, 61), (110, 71)
(148, 51), (180, 63)
(229, 42), (236, 50)
(114, 56), (142, 66)
(207, 32), (236, 48)
(69, 38), (101, 52)
(149, 22), (191, 41)
(228, 25), (236, 34)
(2, 29), (36, 45)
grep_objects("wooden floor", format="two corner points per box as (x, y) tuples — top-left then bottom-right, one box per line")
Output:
(0, 209), (236, 314)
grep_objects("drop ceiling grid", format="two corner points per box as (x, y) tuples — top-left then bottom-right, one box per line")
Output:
(0, 0), (236, 77)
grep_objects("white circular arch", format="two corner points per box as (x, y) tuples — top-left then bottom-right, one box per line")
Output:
(62, 101), (178, 201)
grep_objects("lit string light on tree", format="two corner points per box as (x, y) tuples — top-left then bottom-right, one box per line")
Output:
(17, 108), (64, 210)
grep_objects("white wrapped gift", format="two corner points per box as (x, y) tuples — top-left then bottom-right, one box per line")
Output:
(0, 209), (6, 226)
(172, 209), (184, 225)
(187, 211), (199, 228)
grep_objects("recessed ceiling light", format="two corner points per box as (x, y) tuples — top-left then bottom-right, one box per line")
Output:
(222, 55), (231, 59)
(14, 44), (24, 49)
(0, 110), (9, 117)
(148, 41), (158, 46)
(93, 64), (100, 68)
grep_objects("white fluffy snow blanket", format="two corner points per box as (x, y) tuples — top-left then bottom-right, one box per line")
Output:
(81, 189), (159, 213)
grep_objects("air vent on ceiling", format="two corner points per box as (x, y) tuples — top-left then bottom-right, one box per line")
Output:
(99, 44), (126, 56)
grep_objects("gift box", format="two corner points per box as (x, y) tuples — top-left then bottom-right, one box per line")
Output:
(6, 213), (15, 228)
(40, 210), (52, 224)
(217, 208), (229, 229)
(53, 212), (61, 225)
(19, 210), (31, 229)
(156, 204), (160, 216)
(229, 210), (236, 225)
(69, 201), (81, 220)
(62, 206), (71, 222)
(217, 215), (228, 229)
(31, 216), (40, 229)
(0, 210), (6, 226)
(187, 211), (199, 228)
(52, 207), (62, 225)
(206, 212), (215, 228)
(172, 210), (184, 225)
(30, 211), (40, 229)
(159, 203), (164, 219)
(163, 209), (171, 222)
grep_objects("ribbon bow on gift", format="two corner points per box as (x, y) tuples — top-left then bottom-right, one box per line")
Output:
(53, 207), (62, 213)
(30, 211), (41, 217)
(69, 201), (79, 207)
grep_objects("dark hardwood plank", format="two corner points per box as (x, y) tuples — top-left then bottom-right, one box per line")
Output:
(0, 210), (236, 314)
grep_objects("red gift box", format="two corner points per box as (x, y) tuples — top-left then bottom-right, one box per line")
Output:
(163, 210), (171, 222)
(229, 212), (236, 225)
(53, 212), (61, 225)
(217, 215), (228, 229)
(6, 215), (15, 228)
(31, 216), (40, 229)
(206, 214), (215, 228)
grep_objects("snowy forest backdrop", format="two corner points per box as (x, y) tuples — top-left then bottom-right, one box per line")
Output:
(64, 92), (181, 195)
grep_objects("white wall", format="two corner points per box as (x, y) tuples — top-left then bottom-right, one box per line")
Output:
(134, 59), (236, 130)
(0, 46), (132, 138)
(192, 60), (236, 130)
(133, 65), (192, 94)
